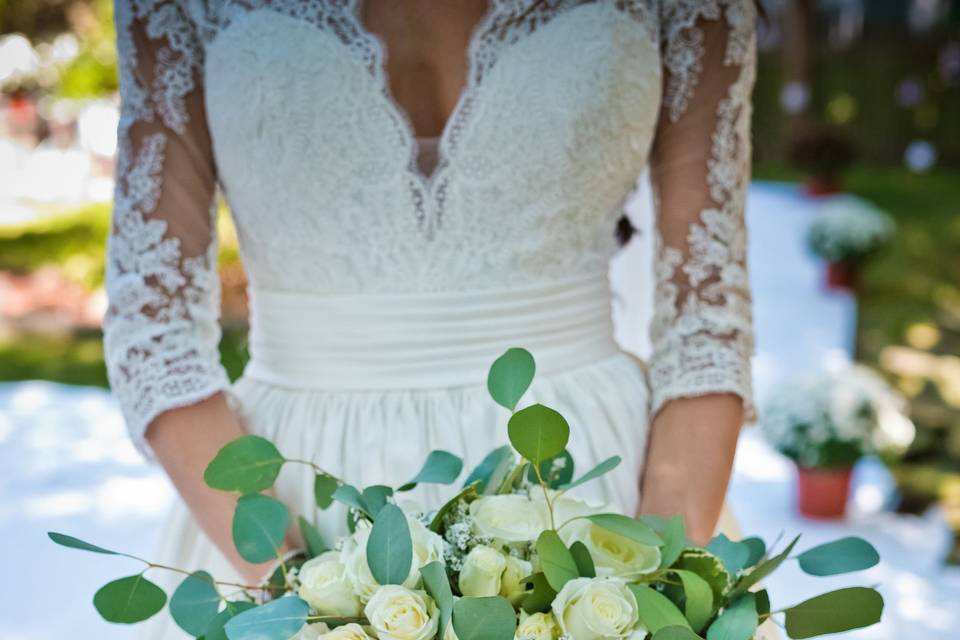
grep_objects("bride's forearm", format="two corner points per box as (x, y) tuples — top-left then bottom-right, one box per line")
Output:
(146, 393), (283, 583)
(638, 394), (743, 545)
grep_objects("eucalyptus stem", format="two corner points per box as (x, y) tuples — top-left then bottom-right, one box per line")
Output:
(531, 462), (556, 530)
(144, 562), (270, 592)
(285, 458), (344, 483)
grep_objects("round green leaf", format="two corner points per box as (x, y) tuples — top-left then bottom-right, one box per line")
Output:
(558, 455), (620, 491)
(314, 473), (338, 509)
(224, 596), (310, 640)
(399, 450), (464, 491)
(508, 404), (569, 465)
(367, 503), (413, 585)
(707, 534), (751, 576)
(527, 449), (575, 488)
(463, 446), (515, 493)
(332, 484), (368, 515)
(48, 532), (121, 556)
(93, 574), (167, 624)
(453, 596), (518, 640)
(570, 541), (596, 578)
(362, 485), (394, 517)
(741, 537), (766, 569)
(629, 584), (691, 635)
(204, 436), (285, 494)
(487, 348), (536, 410)
(520, 573), (557, 614)
(706, 593), (757, 640)
(232, 494), (290, 564)
(672, 569), (714, 632)
(585, 514), (662, 546)
(170, 571), (221, 636)
(732, 535), (799, 597)
(537, 530), (579, 591)
(783, 587), (884, 639)
(796, 537), (880, 576)
(203, 600), (256, 640)
(653, 627), (704, 640)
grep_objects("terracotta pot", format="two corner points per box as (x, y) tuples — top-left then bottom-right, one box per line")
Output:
(796, 465), (854, 519)
(803, 176), (843, 197)
(826, 260), (858, 291)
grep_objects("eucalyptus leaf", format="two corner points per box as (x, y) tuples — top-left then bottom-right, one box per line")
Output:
(232, 494), (290, 564)
(537, 530), (579, 591)
(453, 596), (517, 640)
(362, 485), (394, 517)
(796, 537), (879, 576)
(314, 473), (338, 509)
(585, 514), (662, 546)
(672, 569), (714, 632)
(463, 446), (515, 493)
(741, 537), (765, 568)
(570, 541), (596, 578)
(400, 450), (464, 491)
(93, 574), (167, 624)
(421, 561), (455, 637)
(332, 484), (369, 516)
(527, 450), (575, 488)
(170, 571), (221, 636)
(755, 590), (770, 617)
(732, 536), (800, 597)
(430, 484), (480, 532)
(658, 515), (687, 569)
(706, 593), (756, 640)
(204, 436), (285, 494)
(521, 573), (557, 614)
(224, 596), (310, 640)
(204, 601), (256, 640)
(48, 532), (122, 556)
(784, 587), (883, 639)
(508, 404), (569, 465)
(707, 534), (751, 576)
(367, 503), (413, 585)
(487, 348), (536, 411)
(557, 455), (620, 492)
(652, 626), (704, 640)
(674, 550), (732, 606)
(629, 584), (691, 635)
(298, 516), (328, 558)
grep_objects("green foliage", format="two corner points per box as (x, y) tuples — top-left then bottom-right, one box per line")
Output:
(421, 562), (455, 637)
(569, 541), (596, 578)
(520, 573), (556, 614)
(706, 535), (751, 576)
(673, 550), (732, 609)
(298, 516), (328, 558)
(654, 516), (687, 570)
(204, 436), (285, 494)
(453, 596), (517, 640)
(508, 404), (569, 466)
(796, 537), (880, 576)
(314, 473), (338, 509)
(224, 596), (310, 640)
(783, 587), (884, 638)
(366, 503), (412, 586)
(487, 347), (535, 411)
(731, 536), (800, 598)
(232, 494), (289, 564)
(332, 484), (369, 516)
(203, 601), (256, 640)
(558, 455), (620, 492)
(93, 574), (166, 624)
(362, 485), (394, 517)
(527, 449), (575, 488)
(652, 627), (703, 640)
(463, 445), (515, 494)
(629, 584), (691, 636)
(706, 593), (757, 640)
(672, 569), (714, 632)
(536, 530), (579, 591)
(169, 571), (221, 636)
(399, 450), (463, 491)
(48, 531), (120, 556)
(585, 514), (662, 546)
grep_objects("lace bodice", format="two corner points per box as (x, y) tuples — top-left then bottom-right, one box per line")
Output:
(106, 0), (757, 449)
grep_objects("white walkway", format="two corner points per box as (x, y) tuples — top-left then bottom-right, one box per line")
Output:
(1, 182), (958, 639)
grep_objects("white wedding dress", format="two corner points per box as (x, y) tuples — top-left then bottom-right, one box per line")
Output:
(105, 1), (757, 637)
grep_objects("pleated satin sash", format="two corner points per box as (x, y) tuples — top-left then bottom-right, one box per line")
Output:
(244, 273), (621, 390)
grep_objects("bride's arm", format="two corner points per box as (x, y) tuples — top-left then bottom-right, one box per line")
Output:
(638, 3), (758, 544)
(106, 3), (279, 581)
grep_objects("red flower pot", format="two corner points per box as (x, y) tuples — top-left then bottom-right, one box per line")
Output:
(796, 465), (853, 519)
(826, 261), (858, 291)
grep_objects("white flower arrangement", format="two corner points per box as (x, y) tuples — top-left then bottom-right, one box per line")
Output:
(760, 364), (915, 468)
(806, 195), (895, 263)
(50, 349), (888, 640)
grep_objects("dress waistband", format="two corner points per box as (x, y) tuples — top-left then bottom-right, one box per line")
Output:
(244, 274), (621, 390)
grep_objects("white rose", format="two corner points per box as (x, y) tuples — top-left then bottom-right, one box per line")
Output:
(341, 514), (445, 601)
(470, 495), (548, 543)
(318, 623), (374, 640)
(515, 612), (561, 640)
(298, 551), (363, 617)
(500, 554), (533, 604)
(294, 623), (330, 640)
(364, 585), (439, 640)
(458, 545), (508, 597)
(562, 521), (660, 579)
(551, 578), (644, 640)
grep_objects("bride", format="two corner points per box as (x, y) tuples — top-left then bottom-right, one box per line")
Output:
(105, 1), (757, 636)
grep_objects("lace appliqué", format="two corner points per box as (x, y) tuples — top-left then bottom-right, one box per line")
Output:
(650, 1), (757, 420)
(107, 0), (228, 452)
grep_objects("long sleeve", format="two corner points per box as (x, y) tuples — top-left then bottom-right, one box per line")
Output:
(648, 1), (757, 420)
(105, 0), (229, 453)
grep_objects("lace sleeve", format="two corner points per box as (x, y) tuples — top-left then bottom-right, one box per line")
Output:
(105, 0), (229, 454)
(648, 1), (757, 421)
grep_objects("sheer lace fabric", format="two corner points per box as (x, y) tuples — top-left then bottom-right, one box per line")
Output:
(106, 0), (757, 451)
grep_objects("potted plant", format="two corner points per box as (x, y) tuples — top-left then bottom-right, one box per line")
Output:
(806, 196), (895, 290)
(788, 126), (857, 197)
(760, 365), (915, 519)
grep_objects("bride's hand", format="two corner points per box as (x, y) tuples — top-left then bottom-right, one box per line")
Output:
(637, 394), (743, 546)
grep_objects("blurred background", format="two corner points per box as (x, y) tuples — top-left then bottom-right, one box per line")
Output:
(1, 0), (959, 638)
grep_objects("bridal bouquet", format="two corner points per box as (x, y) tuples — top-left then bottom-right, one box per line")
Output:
(50, 349), (884, 640)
